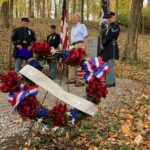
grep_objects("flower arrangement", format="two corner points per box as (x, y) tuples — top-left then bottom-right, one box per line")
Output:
(65, 48), (86, 66)
(0, 47), (109, 134)
(0, 71), (80, 132)
(31, 41), (51, 55)
(0, 71), (21, 93)
(59, 48), (109, 103)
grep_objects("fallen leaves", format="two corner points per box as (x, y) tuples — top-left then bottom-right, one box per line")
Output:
(121, 123), (132, 137)
(134, 134), (143, 146)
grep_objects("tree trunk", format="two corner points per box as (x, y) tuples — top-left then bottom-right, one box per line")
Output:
(29, 0), (32, 17)
(36, 2), (40, 18)
(81, 0), (84, 23)
(47, 0), (50, 18)
(139, 12), (144, 34)
(86, 0), (89, 20)
(115, 0), (118, 21)
(8, 0), (14, 70)
(77, 0), (81, 13)
(42, 0), (45, 18)
(73, 0), (76, 13)
(54, 0), (57, 19)
(16, 7), (18, 18)
(58, 0), (62, 19)
(122, 0), (144, 64)
(2, 1), (9, 28)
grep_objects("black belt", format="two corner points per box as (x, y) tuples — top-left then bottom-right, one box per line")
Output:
(69, 41), (83, 46)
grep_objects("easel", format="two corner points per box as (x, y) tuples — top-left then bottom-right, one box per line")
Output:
(22, 63), (71, 149)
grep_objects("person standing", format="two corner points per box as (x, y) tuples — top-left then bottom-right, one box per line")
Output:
(46, 25), (60, 80)
(68, 12), (88, 87)
(102, 11), (120, 87)
(12, 18), (36, 72)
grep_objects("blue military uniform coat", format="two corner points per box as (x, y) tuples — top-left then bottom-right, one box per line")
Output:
(12, 27), (36, 59)
(101, 22), (120, 62)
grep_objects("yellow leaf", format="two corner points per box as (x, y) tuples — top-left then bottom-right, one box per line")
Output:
(22, 148), (29, 150)
(121, 123), (131, 137)
(94, 147), (98, 150)
(134, 134), (143, 146)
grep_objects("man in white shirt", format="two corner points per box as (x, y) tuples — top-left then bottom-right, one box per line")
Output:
(68, 12), (88, 86)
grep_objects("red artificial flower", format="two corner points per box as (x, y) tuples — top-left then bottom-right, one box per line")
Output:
(17, 96), (38, 119)
(0, 71), (21, 93)
(49, 103), (67, 127)
(31, 41), (50, 54)
(86, 79), (108, 101)
(66, 48), (86, 66)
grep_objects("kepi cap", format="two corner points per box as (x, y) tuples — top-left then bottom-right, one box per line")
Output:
(21, 17), (30, 22)
(50, 25), (56, 29)
(107, 11), (116, 18)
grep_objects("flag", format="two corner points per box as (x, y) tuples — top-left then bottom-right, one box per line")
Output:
(99, 0), (108, 28)
(60, 0), (68, 50)
(98, 0), (108, 56)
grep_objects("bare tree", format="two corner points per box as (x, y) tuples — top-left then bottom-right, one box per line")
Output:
(29, 0), (32, 17)
(115, 0), (118, 20)
(73, 0), (76, 13)
(54, 0), (58, 18)
(42, 0), (45, 18)
(86, 0), (89, 21)
(2, 1), (10, 28)
(122, 0), (144, 64)
(81, 0), (84, 23)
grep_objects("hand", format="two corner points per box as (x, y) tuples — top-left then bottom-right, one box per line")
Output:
(101, 45), (104, 50)
(82, 45), (86, 49)
(27, 45), (32, 51)
(16, 45), (22, 50)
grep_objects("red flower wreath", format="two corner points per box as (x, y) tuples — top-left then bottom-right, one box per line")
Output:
(31, 41), (51, 54)
(49, 103), (67, 127)
(17, 96), (38, 119)
(66, 48), (86, 66)
(86, 79), (108, 100)
(0, 71), (21, 93)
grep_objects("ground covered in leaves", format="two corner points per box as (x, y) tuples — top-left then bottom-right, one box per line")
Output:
(116, 33), (150, 85)
(0, 78), (149, 150)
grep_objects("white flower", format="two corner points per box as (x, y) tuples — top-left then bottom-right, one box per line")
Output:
(52, 126), (59, 132)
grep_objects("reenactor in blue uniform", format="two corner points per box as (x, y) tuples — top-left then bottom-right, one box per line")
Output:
(12, 18), (36, 72)
(46, 25), (60, 79)
(102, 11), (120, 87)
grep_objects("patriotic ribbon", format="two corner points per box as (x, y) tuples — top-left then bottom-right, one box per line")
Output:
(91, 57), (103, 68)
(8, 85), (38, 110)
(82, 57), (109, 82)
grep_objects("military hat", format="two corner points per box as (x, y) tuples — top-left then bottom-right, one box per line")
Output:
(50, 25), (56, 29)
(107, 11), (116, 18)
(21, 17), (30, 22)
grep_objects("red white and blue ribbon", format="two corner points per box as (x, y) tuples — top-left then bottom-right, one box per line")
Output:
(91, 57), (103, 68)
(82, 59), (95, 72)
(8, 85), (38, 110)
(94, 63), (109, 79)
(82, 57), (109, 82)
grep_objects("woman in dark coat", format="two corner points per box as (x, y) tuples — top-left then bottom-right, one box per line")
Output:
(101, 11), (120, 87)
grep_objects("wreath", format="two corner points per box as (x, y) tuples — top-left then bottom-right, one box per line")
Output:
(0, 47), (109, 133)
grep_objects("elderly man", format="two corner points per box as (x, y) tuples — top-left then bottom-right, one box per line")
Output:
(68, 12), (88, 87)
